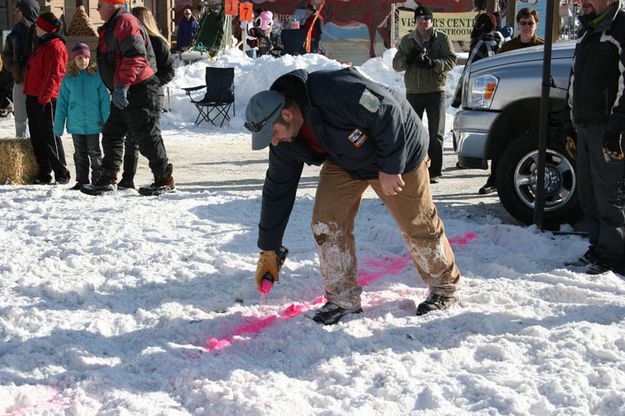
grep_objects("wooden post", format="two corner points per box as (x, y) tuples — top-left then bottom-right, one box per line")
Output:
(390, 3), (396, 48)
(506, 0), (516, 33)
(551, 0), (561, 42)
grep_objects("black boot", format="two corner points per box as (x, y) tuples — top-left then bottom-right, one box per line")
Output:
(138, 163), (175, 196)
(565, 246), (597, 267)
(416, 293), (458, 316)
(478, 176), (497, 194)
(81, 168), (117, 196)
(311, 302), (363, 325)
(117, 178), (136, 190)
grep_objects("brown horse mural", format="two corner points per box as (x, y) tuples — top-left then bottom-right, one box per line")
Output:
(251, 0), (474, 58)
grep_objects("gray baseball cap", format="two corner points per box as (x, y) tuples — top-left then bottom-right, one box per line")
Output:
(245, 90), (286, 150)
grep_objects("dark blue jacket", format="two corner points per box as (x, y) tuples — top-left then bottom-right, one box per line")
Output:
(1, 0), (40, 83)
(258, 67), (428, 250)
(177, 17), (199, 49)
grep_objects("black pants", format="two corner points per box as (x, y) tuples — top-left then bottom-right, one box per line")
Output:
(120, 86), (164, 183)
(121, 138), (139, 184)
(576, 125), (625, 265)
(407, 92), (445, 178)
(26, 96), (69, 182)
(72, 134), (102, 185)
(101, 78), (169, 178)
(485, 159), (498, 187)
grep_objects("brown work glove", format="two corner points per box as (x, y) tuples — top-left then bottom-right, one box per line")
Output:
(565, 135), (577, 160)
(254, 250), (279, 290)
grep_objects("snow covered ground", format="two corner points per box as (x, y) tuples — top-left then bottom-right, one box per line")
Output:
(1, 48), (624, 415)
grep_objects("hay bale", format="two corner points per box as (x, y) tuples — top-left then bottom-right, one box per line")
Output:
(0, 138), (38, 185)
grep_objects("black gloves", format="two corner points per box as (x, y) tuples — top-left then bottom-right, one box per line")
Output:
(405, 48), (419, 65)
(603, 128), (625, 160)
(414, 52), (435, 69)
(405, 48), (435, 68)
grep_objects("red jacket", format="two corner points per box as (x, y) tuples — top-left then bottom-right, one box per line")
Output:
(23, 32), (68, 104)
(97, 8), (156, 90)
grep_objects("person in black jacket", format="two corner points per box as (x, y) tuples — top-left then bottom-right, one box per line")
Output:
(565, 0), (625, 275)
(2, 0), (39, 137)
(245, 68), (462, 325)
(117, 6), (175, 190)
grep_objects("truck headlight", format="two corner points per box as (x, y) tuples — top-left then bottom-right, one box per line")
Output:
(467, 74), (499, 109)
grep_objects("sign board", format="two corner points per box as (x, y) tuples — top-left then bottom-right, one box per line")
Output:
(239, 3), (253, 21)
(225, 0), (238, 16)
(398, 9), (476, 42)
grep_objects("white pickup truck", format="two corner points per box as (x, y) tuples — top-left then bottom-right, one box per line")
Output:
(452, 41), (581, 228)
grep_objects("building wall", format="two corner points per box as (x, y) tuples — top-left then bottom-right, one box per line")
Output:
(3, 0), (174, 44)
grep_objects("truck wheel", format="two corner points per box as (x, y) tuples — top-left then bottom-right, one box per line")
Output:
(495, 131), (583, 228)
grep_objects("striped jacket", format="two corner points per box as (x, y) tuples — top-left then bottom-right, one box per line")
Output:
(96, 8), (156, 91)
(569, 1), (625, 130)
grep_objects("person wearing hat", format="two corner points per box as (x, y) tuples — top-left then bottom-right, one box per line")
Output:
(564, 0), (625, 275)
(23, 11), (70, 185)
(53, 42), (109, 190)
(245, 67), (462, 325)
(392, 5), (456, 184)
(176, 8), (198, 51)
(476, 8), (544, 196)
(83, 0), (174, 196)
(300, 3), (323, 53)
(468, 11), (503, 62)
(2, 0), (40, 138)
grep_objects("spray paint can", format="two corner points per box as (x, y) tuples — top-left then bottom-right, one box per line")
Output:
(258, 246), (288, 295)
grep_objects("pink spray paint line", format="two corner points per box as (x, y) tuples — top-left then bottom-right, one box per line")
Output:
(448, 232), (478, 247)
(205, 296), (326, 351)
(357, 232), (478, 286)
(203, 232), (477, 351)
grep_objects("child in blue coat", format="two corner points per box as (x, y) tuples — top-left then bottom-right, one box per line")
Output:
(53, 42), (110, 189)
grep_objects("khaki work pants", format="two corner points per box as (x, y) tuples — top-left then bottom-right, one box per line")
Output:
(311, 159), (461, 309)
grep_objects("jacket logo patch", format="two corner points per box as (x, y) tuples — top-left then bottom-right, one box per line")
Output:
(359, 88), (380, 113)
(348, 129), (367, 148)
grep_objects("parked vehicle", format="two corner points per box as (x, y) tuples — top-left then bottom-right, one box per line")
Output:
(452, 41), (582, 228)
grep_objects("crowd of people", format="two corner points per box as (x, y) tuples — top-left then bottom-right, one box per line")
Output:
(2, 0), (175, 195)
(1, 0), (623, 323)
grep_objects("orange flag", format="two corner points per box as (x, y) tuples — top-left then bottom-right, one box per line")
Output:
(225, 0), (238, 15)
(239, 3), (253, 22)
